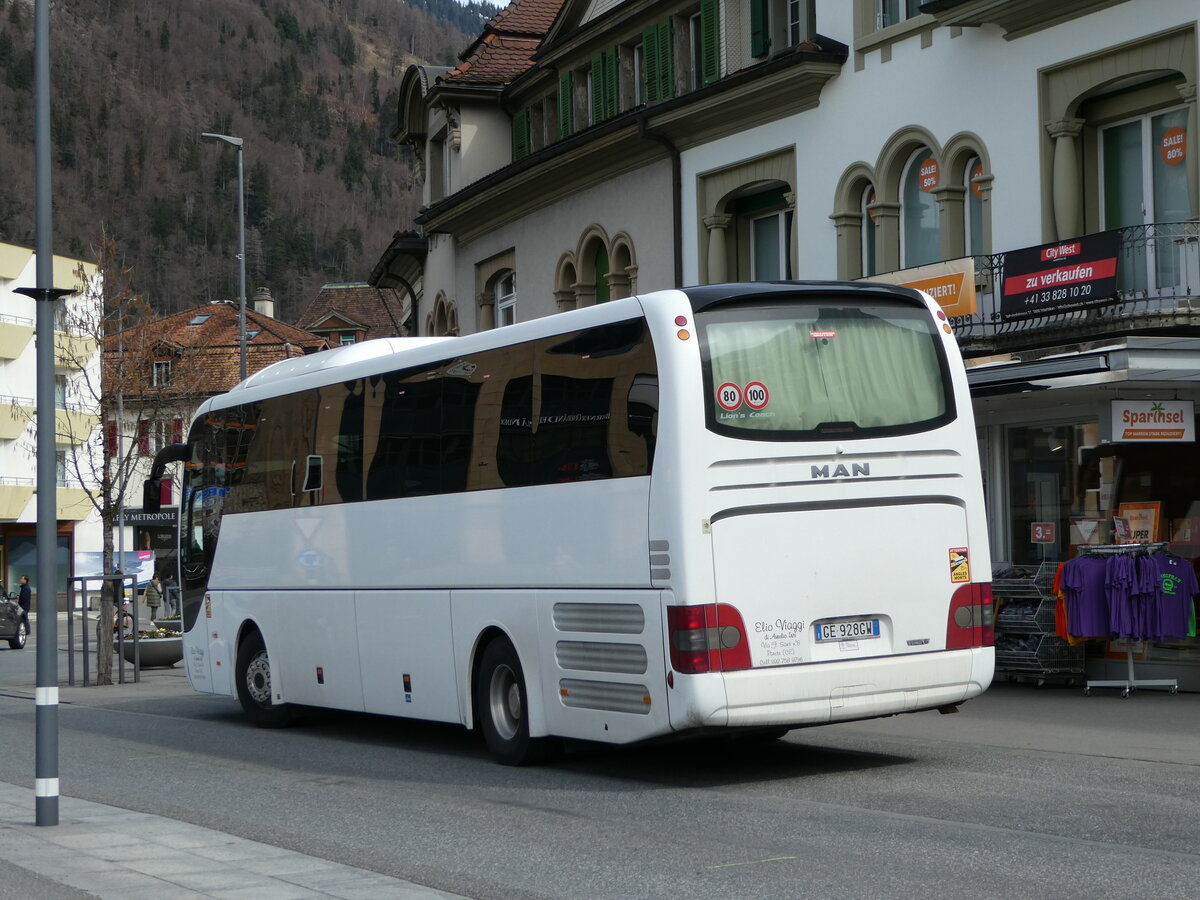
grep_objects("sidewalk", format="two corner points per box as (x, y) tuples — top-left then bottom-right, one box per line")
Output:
(0, 782), (467, 899)
(0, 619), (468, 900)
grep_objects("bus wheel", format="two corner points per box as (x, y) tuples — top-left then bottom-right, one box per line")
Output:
(475, 637), (558, 766)
(235, 631), (292, 728)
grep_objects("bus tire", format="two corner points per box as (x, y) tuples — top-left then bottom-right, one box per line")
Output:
(475, 636), (558, 766)
(235, 631), (292, 728)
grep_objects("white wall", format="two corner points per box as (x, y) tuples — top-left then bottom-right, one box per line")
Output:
(449, 159), (676, 328)
(682, 0), (1199, 282)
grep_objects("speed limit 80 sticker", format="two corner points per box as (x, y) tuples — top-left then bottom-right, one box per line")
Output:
(717, 382), (742, 411)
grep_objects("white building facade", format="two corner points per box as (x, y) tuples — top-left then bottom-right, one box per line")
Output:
(382, 0), (1200, 688)
(1, 242), (104, 607)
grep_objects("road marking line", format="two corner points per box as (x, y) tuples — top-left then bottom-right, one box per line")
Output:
(707, 856), (796, 870)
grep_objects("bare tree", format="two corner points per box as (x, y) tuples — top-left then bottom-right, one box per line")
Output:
(53, 232), (204, 684)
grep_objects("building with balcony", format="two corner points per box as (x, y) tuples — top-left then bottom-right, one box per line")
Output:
(379, 0), (1200, 687)
(0, 242), (103, 607)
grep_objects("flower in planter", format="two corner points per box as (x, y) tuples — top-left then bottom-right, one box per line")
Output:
(131, 628), (181, 639)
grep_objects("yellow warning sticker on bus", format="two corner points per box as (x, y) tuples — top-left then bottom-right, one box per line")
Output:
(949, 548), (970, 583)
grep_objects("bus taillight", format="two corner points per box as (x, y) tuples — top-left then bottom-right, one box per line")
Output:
(667, 604), (752, 673)
(946, 583), (994, 649)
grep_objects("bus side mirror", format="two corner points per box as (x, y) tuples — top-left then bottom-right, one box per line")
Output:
(143, 477), (162, 513)
(144, 441), (192, 515)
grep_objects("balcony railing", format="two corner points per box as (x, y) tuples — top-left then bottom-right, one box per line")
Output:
(950, 222), (1200, 353)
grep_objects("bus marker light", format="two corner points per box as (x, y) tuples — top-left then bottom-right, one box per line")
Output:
(943, 324), (953, 334)
(675, 315), (688, 326)
(677, 329), (690, 341)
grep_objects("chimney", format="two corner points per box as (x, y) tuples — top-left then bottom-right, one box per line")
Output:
(254, 286), (275, 319)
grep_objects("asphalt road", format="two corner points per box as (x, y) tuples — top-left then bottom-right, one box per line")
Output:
(2, 629), (1198, 899)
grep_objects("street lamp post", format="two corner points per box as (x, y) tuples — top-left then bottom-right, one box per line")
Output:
(201, 132), (247, 381)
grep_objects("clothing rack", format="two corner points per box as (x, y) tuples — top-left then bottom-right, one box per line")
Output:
(1084, 647), (1178, 698)
(1079, 541), (1168, 555)
(1080, 541), (1178, 698)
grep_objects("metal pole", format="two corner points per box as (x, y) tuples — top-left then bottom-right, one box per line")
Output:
(236, 143), (247, 381)
(26, 0), (60, 827)
(200, 132), (247, 381)
(117, 332), (124, 591)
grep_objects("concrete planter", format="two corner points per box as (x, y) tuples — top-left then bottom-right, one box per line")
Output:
(115, 636), (183, 668)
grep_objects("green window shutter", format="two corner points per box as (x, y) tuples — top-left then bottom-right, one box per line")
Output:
(512, 107), (530, 160)
(591, 53), (605, 122)
(642, 26), (659, 102)
(558, 71), (573, 138)
(750, 0), (769, 58)
(701, 0), (720, 86)
(604, 49), (619, 119)
(656, 19), (674, 101)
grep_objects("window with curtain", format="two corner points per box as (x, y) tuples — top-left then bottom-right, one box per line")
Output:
(700, 299), (951, 439)
(964, 156), (983, 256)
(901, 148), (940, 268)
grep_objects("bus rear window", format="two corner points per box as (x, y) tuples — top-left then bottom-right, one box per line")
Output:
(699, 299), (954, 440)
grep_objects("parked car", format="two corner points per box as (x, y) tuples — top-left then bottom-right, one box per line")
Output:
(0, 593), (29, 649)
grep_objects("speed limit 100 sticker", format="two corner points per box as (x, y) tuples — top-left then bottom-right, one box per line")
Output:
(744, 381), (769, 410)
(717, 382), (742, 411)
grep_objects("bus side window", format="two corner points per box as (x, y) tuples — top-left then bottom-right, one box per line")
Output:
(628, 375), (658, 437)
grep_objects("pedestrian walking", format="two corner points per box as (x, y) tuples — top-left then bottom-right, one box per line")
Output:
(17, 575), (32, 616)
(144, 572), (163, 622)
(163, 572), (180, 617)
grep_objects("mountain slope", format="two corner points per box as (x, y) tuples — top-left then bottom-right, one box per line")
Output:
(0, 0), (495, 321)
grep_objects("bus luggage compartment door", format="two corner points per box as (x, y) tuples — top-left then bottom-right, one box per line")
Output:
(711, 501), (971, 669)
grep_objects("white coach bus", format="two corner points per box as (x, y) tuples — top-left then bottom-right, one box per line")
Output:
(146, 282), (993, 764)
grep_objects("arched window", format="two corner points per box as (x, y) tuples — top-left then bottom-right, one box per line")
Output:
(739, 185), (793, 280)
(901, 148), (940, 268)
(964, 155), (984, 256)
(594, 246), (610, 303)
(1100, 106), (1190, 293)
(861, 185), (878, 277)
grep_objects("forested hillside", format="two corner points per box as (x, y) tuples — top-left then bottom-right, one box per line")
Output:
(0, 0), (495, 321)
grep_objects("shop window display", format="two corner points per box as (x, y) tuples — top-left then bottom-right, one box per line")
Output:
(1001, 418), (1200, 682)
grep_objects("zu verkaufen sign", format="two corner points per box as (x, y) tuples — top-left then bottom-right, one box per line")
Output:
(1000, 230), (1121, 321)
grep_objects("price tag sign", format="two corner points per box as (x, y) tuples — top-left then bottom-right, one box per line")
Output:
(1031, 522), (1056, 543)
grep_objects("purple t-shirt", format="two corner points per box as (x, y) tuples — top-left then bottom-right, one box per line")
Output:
(1105, 555), (1137, 639)
(1144, 554), (1199, 640)
(1061, 556), (1110, 638)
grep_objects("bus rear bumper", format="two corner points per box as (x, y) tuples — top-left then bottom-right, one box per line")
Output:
(690, 647), (994, 730)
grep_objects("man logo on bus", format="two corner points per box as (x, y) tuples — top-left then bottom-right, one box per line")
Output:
(810, 463), (870, 478)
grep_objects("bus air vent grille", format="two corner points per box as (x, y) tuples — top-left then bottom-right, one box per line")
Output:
(553, 602), (645, 634)
(558, 679), (651, 715)
(556, 641), (648, 674)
